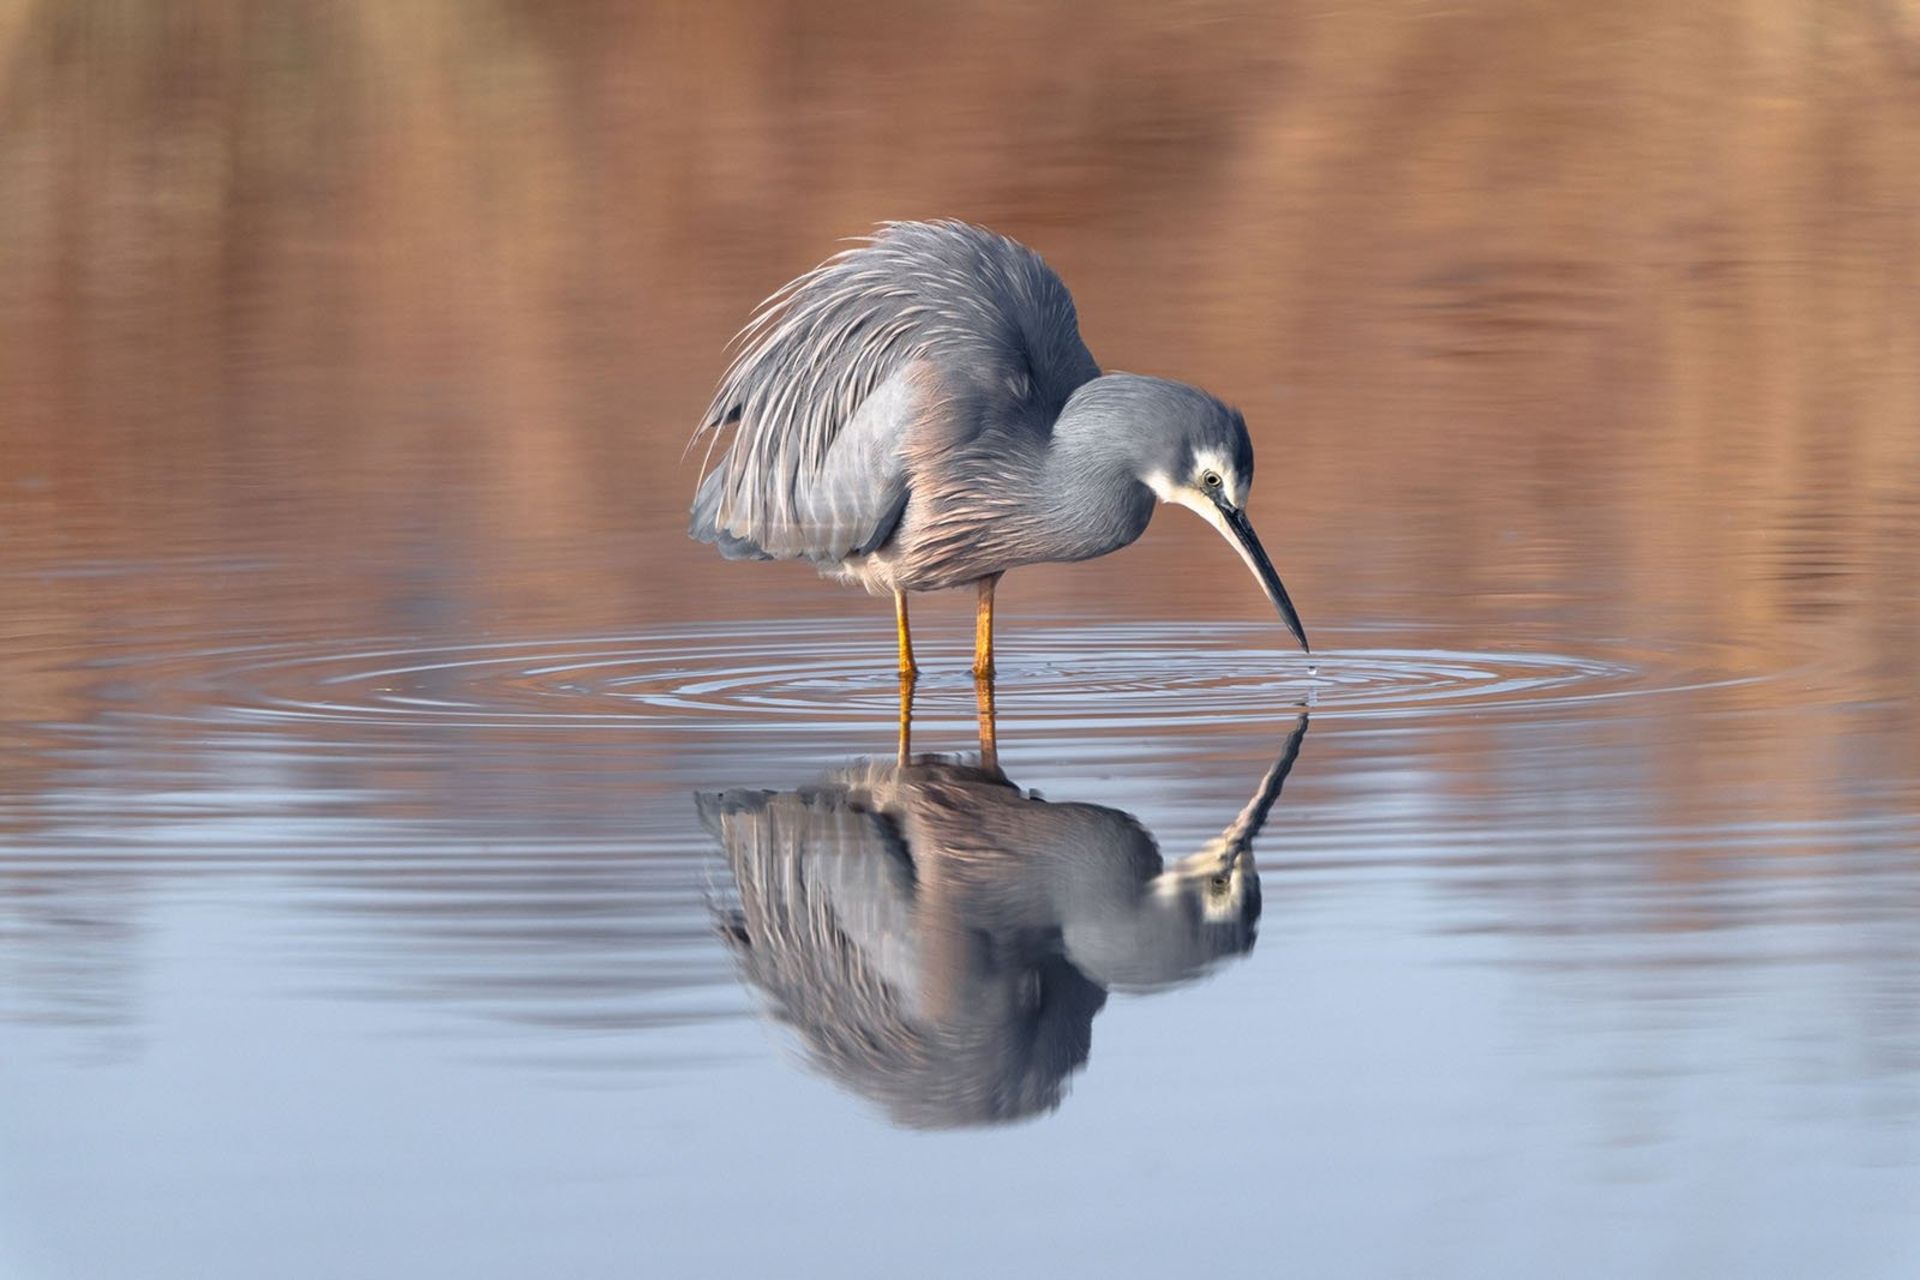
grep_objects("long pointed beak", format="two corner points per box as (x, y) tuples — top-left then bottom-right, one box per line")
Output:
(1203, 495), (1310, 652)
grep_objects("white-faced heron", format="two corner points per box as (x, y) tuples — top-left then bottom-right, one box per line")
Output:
(689, 220), (1309, 678)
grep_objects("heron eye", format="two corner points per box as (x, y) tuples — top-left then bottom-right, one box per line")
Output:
(1208, 874), (1230, 893)
(1201, 470), (1223, 490)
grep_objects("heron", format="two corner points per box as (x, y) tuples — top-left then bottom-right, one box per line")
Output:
(689, 220), (1309, 679)
(699, 715), (1309, 1128)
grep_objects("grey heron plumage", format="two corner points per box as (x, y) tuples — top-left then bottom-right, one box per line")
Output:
(689, 220), (1309, 675)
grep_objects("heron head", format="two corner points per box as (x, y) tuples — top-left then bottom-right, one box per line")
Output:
(1091, 374), (1309, 651)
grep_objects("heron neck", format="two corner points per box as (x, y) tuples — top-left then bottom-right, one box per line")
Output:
(1039, 400), (1157, 561)
(1047, 372), (1177, 476)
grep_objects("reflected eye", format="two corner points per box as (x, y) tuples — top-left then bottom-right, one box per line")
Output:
(1201, 471), (1223, 490)
(1208, 874), (1231, 893)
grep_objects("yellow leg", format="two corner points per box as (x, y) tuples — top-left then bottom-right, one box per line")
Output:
(897, 671), (915, 766)
(975, 677), (998, 773)
(972, 577), (997, 680)
(894, 590), (917, 679)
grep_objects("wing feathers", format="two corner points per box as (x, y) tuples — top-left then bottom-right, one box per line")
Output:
(688, 221), (1097, 563)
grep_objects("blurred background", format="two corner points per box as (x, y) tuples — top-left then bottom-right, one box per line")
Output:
(5, 1), (1918, 637)
(3, 3), (1920, 1278)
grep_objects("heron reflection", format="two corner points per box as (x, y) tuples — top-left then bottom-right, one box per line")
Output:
(698, 714), (1308, 1129)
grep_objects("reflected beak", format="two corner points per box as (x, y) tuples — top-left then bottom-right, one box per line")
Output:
(1202, 494), (1310, 652)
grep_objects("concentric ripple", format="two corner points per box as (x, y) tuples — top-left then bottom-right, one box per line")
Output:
(64, 620), (1765, 736)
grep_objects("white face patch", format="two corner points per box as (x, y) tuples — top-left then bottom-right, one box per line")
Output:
(1146, 452), (1245, 509)
(1190, 448), (1244, 508)
(1158, 846), (1249, 917)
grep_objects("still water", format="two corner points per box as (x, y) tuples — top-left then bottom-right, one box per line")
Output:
(4, 4), (1920, 1278)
